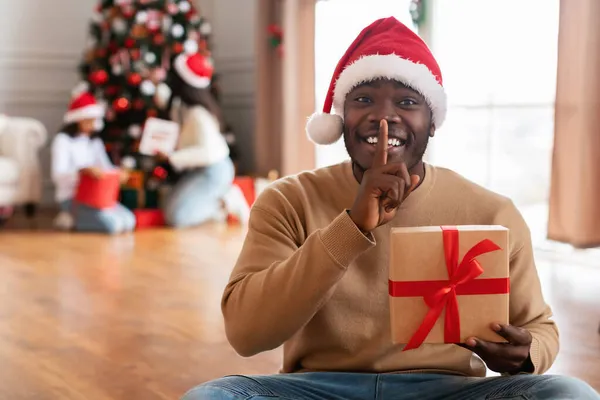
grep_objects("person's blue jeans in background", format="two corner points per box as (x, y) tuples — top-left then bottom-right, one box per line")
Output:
(163, 157), (235, 228)
(60, 199), (135, 234)
(181, 372), (600, 400)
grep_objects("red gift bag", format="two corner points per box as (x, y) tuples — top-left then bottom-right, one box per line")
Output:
(74, 171), (121, 209)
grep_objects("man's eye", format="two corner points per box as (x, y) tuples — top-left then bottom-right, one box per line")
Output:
(355, 97), (372, 103)
(398, 99), (417, 106)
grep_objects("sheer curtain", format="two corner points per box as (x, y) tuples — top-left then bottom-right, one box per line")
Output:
(427, 0), (560, 207)
(314, 0), (415, 168)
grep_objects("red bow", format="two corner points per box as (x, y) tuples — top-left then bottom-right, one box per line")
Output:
(389, 226), (508, 351)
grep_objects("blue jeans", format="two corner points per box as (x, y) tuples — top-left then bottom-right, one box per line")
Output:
(61, 200), (136, 234)
(163, 157), (235, 228)
(181, 372), (599, 400)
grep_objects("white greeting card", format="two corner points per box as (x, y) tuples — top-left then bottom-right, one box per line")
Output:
(139, 117), (180, 156)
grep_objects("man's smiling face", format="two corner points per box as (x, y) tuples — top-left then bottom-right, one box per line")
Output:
(343, 79), (435, 174)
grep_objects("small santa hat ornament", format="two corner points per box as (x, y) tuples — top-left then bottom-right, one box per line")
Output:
(307, 17), (447, 145)
(64, 92), (105, 123)
(174, 53), (214, 89)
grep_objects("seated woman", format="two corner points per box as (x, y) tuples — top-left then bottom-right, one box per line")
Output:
(155, 52), (249, 228)
(51, 92), (135, 234)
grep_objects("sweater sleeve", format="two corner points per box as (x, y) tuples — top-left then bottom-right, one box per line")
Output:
(168, 145), (227, 172)
(51, 134), (79, 190)
(221, 186), (376, 357)
(92, 138), (115, 170)
(168, 107), (229, 171)
(494, 201), (559, 374)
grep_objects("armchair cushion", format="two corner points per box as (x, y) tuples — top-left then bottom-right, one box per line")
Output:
(0, 114), (47, 204)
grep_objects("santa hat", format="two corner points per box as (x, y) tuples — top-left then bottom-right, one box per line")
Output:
(64, 92), (105, 124)
(174, 53), (214, 89)
(307, 17), (447, 145)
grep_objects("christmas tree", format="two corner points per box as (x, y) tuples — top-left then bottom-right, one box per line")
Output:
(77, 0), (214, 166)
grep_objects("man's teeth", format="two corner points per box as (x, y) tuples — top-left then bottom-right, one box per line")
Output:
(365, 136), (404, 146)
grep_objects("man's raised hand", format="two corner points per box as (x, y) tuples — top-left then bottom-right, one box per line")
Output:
(349, 120), (420, 233)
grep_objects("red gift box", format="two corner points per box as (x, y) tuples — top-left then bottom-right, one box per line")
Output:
(389, 226), (510, 351)
(134, 209), (165, 229)
(233, 176), (256, 206)
(74, 171), (120, 209)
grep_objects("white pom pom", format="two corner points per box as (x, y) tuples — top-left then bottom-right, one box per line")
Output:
(184, 39), (198, 54)
(136, 11), (149, 24)
(305, 113), (344, 145)
(140, 80), (156, 96)
(179, 1), (191, 13)
(128, 125), (142, 139)
(121, 155), (137, 169)
(171, 24), (185, 38)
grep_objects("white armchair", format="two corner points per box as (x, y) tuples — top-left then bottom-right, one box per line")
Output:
(0, 114), (47, 219)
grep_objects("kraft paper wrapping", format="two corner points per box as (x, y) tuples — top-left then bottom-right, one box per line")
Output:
(389, 226), (509, 346)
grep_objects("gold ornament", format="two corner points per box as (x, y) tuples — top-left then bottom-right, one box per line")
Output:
(131, 24), (149, 39)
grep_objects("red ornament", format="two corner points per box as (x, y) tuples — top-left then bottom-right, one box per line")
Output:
(106, 86), (119, 96)
(122, 6), (135, 18)
(134, 98), (146, 110)
(268, 24), (283, 37)
(108, 41), (119, 53)
(127, 73), (142, 86)
(152, 166), (168, 180)
(113, 97), (131, 112)
(167, 3), (179, 14)
(147, 108), (158, 118)
(131, 49), (141, 60)
(89, 70), (109, 85)
(125, 38), (136, 48)
(153, 34), (165, 46)
(172, 43), (184, 54)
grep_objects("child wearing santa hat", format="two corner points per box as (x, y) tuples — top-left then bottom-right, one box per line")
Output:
(153, 52), (249, 228)
(51, 92), (135, 234)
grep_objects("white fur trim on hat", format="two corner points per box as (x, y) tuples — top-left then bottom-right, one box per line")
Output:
(333, 54), (447, 127)
(174, 55), (211, 89)
(64, 104), (105, 123)
(306, 113), (344, 145)
(307, 54), (447, 145)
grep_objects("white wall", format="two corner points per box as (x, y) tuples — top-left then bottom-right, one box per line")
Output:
(0, 0), (96, 205)
(195, 0), (257, 175)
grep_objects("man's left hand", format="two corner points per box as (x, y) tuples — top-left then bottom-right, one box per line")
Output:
(458, 323), (534, 374)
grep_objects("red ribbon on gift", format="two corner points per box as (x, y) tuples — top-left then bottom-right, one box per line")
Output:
(389, 226), (509, 351)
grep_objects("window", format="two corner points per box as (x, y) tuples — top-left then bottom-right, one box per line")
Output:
(427, 0), (560, 206)
(314, 0), (415, 168)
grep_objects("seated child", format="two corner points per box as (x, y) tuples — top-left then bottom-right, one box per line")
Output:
(51, 92), (135, 234)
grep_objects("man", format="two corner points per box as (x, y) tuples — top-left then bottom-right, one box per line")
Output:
(182, 17), (599, 400)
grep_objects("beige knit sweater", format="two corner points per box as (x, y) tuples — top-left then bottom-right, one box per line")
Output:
(222, 161), (558, 377)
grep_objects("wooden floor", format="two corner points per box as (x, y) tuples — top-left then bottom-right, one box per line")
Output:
(0, 213), (599, 399)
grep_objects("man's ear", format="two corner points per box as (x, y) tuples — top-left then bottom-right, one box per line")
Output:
(429, 123), (436, 138)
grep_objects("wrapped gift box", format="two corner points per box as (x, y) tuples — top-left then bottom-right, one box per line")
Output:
(389, 225), (509, 351)
(120, 188), (161, 210)
(74, 171), (120, 209)
(134, 209), (165, 229)
(233, 176), (256, 206)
